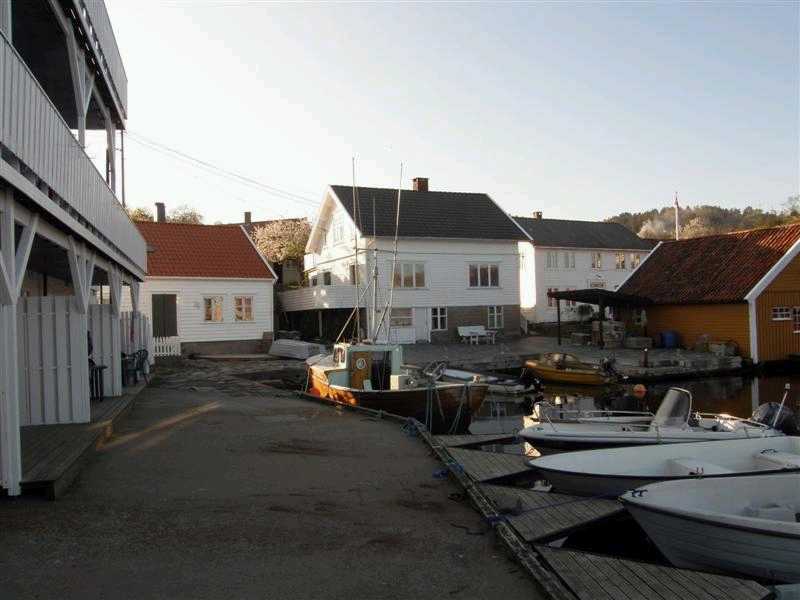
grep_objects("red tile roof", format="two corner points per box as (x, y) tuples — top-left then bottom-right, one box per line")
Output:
(136, 222), (274, 279)
(619, 223), (800, 304)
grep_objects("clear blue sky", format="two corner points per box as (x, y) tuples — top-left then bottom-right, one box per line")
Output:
(102, 1), (800, 224)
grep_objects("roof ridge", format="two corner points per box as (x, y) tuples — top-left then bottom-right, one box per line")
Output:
(514, 216), (628, 226)
(331, 184), (489, 196)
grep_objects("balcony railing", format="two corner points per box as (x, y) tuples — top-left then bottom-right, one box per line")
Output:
(0, 32), (145, 274)
(279, 286), (359, 312)
(72, 0), (128, 117)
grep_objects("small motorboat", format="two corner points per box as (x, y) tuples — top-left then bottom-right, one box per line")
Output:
(442, 368), (541, 396)
(519, 387), (785, 450)
(305, 342), (488, 433)
(525, 352), (618, 386)
(621, 473), (800, 583)
(531, 429), (800, 497)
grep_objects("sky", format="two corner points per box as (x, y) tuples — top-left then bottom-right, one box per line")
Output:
(95, 1), (800, 225)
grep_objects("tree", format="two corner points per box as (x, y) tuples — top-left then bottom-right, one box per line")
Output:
(168, 205), (204, 224)
(252, 219), (311, 264)
(127, 206), (154, 222)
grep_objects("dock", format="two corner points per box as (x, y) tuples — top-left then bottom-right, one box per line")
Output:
(20, 384), (143, 499)
(480, 483), (624, 542)
(537, 546), (770, 600)
(442, 446), (535, 483)
(436, 433), (517, 448)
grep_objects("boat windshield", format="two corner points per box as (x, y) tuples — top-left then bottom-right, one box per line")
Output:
(651, 388), (692, 428)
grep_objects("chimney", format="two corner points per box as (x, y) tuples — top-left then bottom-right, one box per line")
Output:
(412, 177), (429, 192)
(532, 211), (543, 219)
(155, 202), (166, 223)
(244, 211), (252, 224)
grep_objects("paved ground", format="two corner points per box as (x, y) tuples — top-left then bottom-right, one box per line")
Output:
(0, 362), (543, 600)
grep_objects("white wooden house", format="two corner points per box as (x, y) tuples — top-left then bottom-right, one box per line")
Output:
(1, 1), (147, 495)
(514, 213), (654, 327)
(123, 214), (277, 355)
(279, 178), (528, 343)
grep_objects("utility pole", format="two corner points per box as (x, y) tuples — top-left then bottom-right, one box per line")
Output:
(674, 191), (680, 240)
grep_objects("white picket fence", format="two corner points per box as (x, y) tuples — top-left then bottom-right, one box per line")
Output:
(153, 336), (181, 357)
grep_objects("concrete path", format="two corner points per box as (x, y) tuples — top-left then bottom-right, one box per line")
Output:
(0, 363), (543, 600)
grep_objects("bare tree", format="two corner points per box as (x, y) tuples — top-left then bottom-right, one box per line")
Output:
(127, 206), (154, 222)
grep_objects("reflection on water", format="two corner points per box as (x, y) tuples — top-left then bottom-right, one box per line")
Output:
(471, 373), (800, 435)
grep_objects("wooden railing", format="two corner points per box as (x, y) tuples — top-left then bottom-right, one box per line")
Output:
(0, 32), (145, 273)
(72, 0), (128, 116)
(279, 286), (359, 312)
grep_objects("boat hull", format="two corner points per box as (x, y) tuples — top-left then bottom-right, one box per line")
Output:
(524, 361), (611, 386)
(307, 370), (488, 434)
(624, 498), (800, 582)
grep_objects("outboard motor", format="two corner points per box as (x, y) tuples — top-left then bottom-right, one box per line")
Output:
(752, 402), (800, 435)
(600, 357), (619, 376)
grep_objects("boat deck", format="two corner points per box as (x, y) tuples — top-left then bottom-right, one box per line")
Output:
(20, 384), (143, 499)
(537, 546), (770, 600)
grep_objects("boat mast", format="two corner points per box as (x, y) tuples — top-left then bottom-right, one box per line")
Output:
(371, 196), (378, 340)
(374, 163), (403, 341)
(351, 157), (361, 340)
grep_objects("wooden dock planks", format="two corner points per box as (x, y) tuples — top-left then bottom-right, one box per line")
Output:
(435, 433), (517, 448)
(444, 446), (534, 483)
(537, 546), (771, 600)
(480, 484), (624, 542)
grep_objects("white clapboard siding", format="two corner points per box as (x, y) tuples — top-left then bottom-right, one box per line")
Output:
(16, 296), (90, 425)
(88, 304), (122, 397)
(0, 32), (145, 272)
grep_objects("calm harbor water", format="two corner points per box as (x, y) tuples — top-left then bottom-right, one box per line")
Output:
(470, 372), (800, 437)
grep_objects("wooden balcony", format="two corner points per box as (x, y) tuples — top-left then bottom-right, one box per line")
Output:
(279, 285), (359, 312)
(0, 33), (145, 277)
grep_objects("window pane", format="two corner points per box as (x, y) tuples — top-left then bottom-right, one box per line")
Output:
(414, 263), (425, 288)
(479, 265), (489, 286)
(403, 263), (413, 288)
(204, 299), (212, 321)
(490, 264), (499, 287)
(392, 264), (401, 288)
(390, 307), (412, 327)
(323, 272), (331, 285)
(469, 265), (478, 287)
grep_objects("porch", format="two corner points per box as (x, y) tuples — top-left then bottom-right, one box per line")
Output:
(19, 382), (144, 499)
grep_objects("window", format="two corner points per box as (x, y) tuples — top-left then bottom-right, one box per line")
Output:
(234, 296), (253, 321)
(204, 296), (223, 322)
(794, 308), (800, 334)
(322, 272), (332, 286)
(310, 275), (318, 287)
(431, 307), (447, 331)
(547, 288), (558, 308)
(772, 306), (791, 321)
(392, 262), (425, 288)
(563, 252), (575, 269)
(615, 253), (626, 270)
(546, 252), (557, 269)
(630, 253), (641, 269)
(349, 264), (357, 284)
(487, 306), (504, 329)
(591, 252), (602, 269)
(390, 307), (413, 327)
(468, 263), (499, 287)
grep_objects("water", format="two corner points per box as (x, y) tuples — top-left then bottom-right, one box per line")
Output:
(470, 372), (800, 436)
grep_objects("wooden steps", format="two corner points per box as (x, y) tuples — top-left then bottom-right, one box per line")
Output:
(537, 546), (770, 600)
(20, 385), (143, 499)
(480, 484), (624, 542)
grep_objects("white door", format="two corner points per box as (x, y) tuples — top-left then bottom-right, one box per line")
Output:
(413, 307), (429, 342)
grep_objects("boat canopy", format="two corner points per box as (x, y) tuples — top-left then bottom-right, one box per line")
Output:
(651, 388), (692, 428)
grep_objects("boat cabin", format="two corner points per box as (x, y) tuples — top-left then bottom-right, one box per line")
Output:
(318, 343), (408, 391)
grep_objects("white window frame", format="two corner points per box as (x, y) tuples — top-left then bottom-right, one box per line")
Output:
(772, 306), (792, 321)
(562, 251), (575, 269)
(391, 262), (426, 288)
(487, 305), (504, 329)
(615, 252), (626, 270)
(468, 263), (500, 288)
(310, 274), (319, 287)
(203, 296), (224, 323)
(234, 296), (254, 322)
(591, 252), (602, 270)
(390, 307), (413, 328)
(322, 271), (332, 286)
(630, 253), (641, 269)
(431, 306), (447, 331)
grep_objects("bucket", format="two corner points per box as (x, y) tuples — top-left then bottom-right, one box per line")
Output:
(661, 330), (679, 349)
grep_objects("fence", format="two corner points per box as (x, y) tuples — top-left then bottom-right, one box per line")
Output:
(153, 336), (181, 357)
(88, 304), (122, 398)
(120, 311), (153, 364)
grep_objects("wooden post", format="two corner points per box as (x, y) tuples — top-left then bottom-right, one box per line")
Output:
(556, 298), (562, 346)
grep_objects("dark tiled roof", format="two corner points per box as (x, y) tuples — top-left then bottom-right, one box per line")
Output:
(514, 217), (654, 250)
(619, 223), (800, 304)
(330, 185), (528, 241)
(136, 222), (274, 279)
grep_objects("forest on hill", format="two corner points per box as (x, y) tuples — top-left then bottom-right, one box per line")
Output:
(607, 195), (800, 239)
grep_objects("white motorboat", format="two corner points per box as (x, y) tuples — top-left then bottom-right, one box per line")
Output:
(442, 368), (540, 396)
(530, 435), (800, 497)
(519, 387), (784, 450)
(532, 400), (653, 425)
(621, 473), (800, 583)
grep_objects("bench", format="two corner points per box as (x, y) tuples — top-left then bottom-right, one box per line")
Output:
(457, 325), (496, 345)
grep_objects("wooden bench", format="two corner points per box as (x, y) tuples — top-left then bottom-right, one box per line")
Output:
(457, 325), (496, 345)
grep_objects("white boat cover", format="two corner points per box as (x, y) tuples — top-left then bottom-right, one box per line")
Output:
(269, 339), (327, 359)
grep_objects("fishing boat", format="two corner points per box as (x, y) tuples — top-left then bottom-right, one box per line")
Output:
(531, 432), (800, 497)
(306, 342), (488, 433)
(621, 473), (800, 582)
(524, 353), (617, 386)
(518, 387), (784, 450)
(442, 368), (541, 396)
